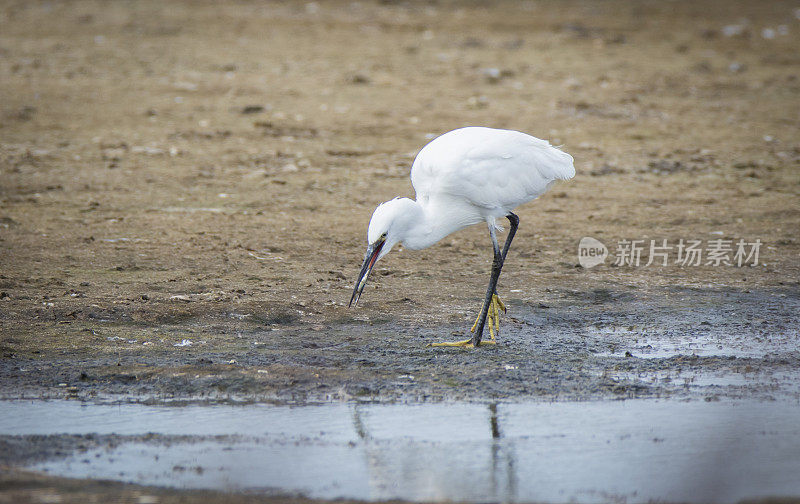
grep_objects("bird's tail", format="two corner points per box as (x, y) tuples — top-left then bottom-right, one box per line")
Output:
(546, 146), (576, 180)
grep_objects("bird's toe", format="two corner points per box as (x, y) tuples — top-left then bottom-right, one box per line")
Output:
(428, 338), (476, 348)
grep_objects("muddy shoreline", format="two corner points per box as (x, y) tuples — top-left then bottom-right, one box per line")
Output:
(2, 286), (798, 404)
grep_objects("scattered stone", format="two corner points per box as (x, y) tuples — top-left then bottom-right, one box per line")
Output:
(503, 38), (524, 50)
(700, 29), (718, 39)
(241, 105), (265, 114)
(173, 81), (198, 91)
(130, 146), (165, 155)
(722, 24), (749, 38)
(728, 62), (746, 73)
(640, 160), (694, 174)
(481, 67), (514, 84)
(561, 22), (591, 38)
(693, 61), (712, 73)
(347, 73), (371, 85)
(590, 164), (625, 176)
(102, 147), (126, 160)
(460, 37), (484, 48)
(606, 34), (626, 44)
(0, 217), (19, 228)
(466, 95), (489, 109)
(8, 105), (36, 121)
(483, 67), (501, 83)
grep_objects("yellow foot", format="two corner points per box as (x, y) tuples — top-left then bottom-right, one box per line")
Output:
(470, 293), (506, 343)
(428, 294), (506, 348)
(428, 338), (497, 348)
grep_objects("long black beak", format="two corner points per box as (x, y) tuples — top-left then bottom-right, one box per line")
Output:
(349, 239), (384, 307)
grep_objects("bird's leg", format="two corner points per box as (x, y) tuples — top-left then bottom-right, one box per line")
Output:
(429, 227), (503, 348)
(470, 213), (518, 347)
(430, 214), (518, 348)
(500, 213), (519, 264)
(469, 213), (519, 341)
(468, 225), (504, 344)
(469, 252), (504, 346)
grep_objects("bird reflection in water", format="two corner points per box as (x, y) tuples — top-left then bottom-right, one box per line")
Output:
(350, 402), (519, 501)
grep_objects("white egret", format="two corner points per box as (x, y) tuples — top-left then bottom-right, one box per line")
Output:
(349, 127), (575, 347)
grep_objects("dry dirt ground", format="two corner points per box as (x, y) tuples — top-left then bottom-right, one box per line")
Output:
(1, 0), (800, 498)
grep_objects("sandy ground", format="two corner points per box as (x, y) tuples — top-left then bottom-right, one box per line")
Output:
(1, 0), (800, 500)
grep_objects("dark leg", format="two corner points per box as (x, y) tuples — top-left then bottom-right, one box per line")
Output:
(471, 213), (519, 346)
(500, 213), (519, 264)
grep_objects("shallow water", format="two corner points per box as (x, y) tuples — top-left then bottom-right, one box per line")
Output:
(2, 399), (800, 503)
(585, 324), (797, 359)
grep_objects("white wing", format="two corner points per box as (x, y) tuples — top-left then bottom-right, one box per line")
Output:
(411, 127), (574, 212)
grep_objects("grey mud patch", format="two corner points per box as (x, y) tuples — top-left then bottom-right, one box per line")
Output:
(1, 286), (798, 404)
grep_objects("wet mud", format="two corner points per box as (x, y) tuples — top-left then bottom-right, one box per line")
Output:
(2, 286), (800, 404)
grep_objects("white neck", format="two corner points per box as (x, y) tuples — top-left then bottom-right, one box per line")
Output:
(400, 196), (484, 250)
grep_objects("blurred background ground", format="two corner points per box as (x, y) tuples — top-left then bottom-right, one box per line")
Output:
(0, 0), (799, 401)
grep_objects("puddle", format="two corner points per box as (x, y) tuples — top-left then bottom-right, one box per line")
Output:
(562, 289), (800, 361)
(586, 325), (799, 359)
(607, 368), (800, 388)
(3, 399), (800, 503)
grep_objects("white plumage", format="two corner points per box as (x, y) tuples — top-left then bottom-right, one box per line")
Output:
(351, 126), (575, 346)
(411, 127), (574, 215)
(367, 127), (574, 254)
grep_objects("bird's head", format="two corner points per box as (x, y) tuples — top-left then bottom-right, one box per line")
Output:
(349, 197), (417, 307)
